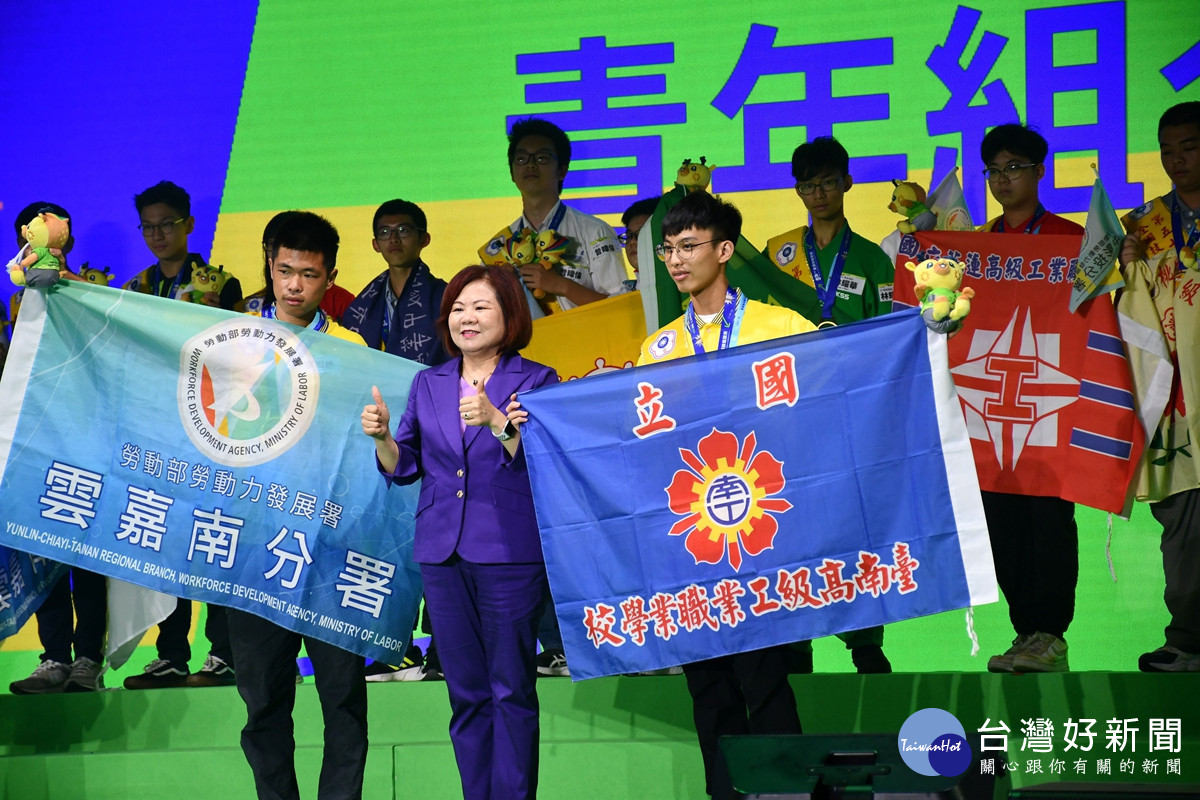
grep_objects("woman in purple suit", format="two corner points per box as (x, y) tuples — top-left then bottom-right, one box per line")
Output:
(362, 264), (557, 799)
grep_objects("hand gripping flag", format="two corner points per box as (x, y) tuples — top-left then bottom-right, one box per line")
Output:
(520, 310), (996, 679)
(0, 282), (423, 663)
(894, 231), (1144, 513)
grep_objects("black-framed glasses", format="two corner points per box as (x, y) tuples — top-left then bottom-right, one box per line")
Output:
(655, 239), (718, 260)
(375, 224), (423, 241)
(139, 218), (184, 237)
(617, 228), (644, 246)
(796, 177), (843, 196)
(512, 151), (557, 167)
(983, 163), (1039, 182)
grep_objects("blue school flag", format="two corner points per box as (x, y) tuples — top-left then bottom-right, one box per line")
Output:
(520, 309), (996, 680)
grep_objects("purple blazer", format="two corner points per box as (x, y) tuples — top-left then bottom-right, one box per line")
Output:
(381, 352), (558, 565)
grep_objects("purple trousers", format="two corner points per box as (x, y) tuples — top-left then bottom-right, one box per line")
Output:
(421, 556), (547, 800)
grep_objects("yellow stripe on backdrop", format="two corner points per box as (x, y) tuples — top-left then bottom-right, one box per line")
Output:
(209, 153), (1165, 300)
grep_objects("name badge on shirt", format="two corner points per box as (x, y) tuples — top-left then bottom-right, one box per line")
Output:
(838, 273), (866, 296)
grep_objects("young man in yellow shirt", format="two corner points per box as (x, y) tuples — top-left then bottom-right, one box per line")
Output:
(639, 190), (811, 800)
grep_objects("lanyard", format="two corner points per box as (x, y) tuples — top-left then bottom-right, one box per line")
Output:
(995, 204), (1046, 234)
(522, 202), (566, 234)
(803, 224), (851, 321)
(263, 303), (329, 333)
(1170, 196), (1200, 257)
(152, 262), (188, 299)
(685, 286), (746, 355)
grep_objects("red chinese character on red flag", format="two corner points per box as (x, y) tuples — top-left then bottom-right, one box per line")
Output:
(853, 550), (892, 598)
(583, 603), (626, 647)
(817, 558), (857, 604)
(632, 381), (677, 439)
(752, 352), (799, 410)
(647, 591), (681, 641)
(890, 542), (920, 593)
(747, 576), (782, 616)
(775, 566), (824, 610)
(710, 578), (748, 627)
(675, 584), (720, 632)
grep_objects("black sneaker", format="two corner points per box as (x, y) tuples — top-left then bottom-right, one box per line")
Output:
(394, 644), (426, 682)
(10, 660), (71, 695)
(422, 644), (444, 681)
(186, 654), (236, 687)
(851, 645), (892, 674)
(123, 658), (189, 689)
(1138, 646), (1200, 673)
(536, 649), (570, 677)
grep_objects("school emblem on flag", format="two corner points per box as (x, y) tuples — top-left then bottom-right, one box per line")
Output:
(952, 308), (1080, 470)
(666, 429), (792, 570)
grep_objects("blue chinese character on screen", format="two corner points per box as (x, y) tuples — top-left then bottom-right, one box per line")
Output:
(508, 36), (686, 216)
(1025, 2), (1142, 211)
(711, 24), (905, 192)
(926, 6), (1019, 224)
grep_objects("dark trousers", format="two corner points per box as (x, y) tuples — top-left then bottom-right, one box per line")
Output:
(683, 645), (803, 800)
(157, 600), (234, 666)
(35, 567), (107, 663)
(791, 625), (884, 652)
(982, 491), (1078, 640)
(227, 609), (367, 800)
(1152, 488), (1200, 652)
(422, 557), (547, 800)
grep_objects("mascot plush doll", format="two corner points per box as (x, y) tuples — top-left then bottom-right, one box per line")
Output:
(181, 263), (229, 303)
(528, 229), (569, 299)
(79, 263), (114, 286)
(888, 180), (935, 234)
(906, 257), (975, 334)
(9, 211), (71, 288)
(677, 157), (713, 193)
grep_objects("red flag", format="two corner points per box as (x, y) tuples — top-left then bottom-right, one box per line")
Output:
(895, 231), (1143, 513)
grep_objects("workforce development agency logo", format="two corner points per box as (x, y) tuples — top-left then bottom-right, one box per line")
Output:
(178, 318), (319, 467)
(665, 428), (792, 570)
(898, 708), (972, 777)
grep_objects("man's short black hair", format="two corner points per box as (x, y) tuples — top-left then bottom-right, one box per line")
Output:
(621, 196), (661, 227)
(270, 211), (339, 273)
(15, 201), (70, 239)
(134, 181), (191, 217)
(507, 117), (571, 169)
(662, 191), (742, 244)
(981, 123), (1048, 165)
(372, 199), (427, 234)
(791, 136), (850, 183)
(1159, 102), (1200, 139)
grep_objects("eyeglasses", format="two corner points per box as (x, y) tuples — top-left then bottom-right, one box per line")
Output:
(796, 177), (843, 196)
(982, 163), (1039, 182)
(375, 224), (423, 241)
(617, 228), (644, 247)
(139, 218), (184, 237)
(655, 239), (719, 260)
(512, 151), (557, 167)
